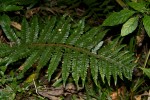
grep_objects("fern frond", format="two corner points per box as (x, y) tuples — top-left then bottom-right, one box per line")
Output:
(0, 14), (137, 87)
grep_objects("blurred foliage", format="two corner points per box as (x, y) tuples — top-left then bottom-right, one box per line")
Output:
(0, 0), (40, 12)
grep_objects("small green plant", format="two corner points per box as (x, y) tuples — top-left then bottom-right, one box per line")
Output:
(85, 84), (112, 99)
(102, 0), (150, 37)
(0, 85), (16, 100)
(0, 71), (27, 100)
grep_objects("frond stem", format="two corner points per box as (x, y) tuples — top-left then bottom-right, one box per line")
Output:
(31, 43), (124, 67)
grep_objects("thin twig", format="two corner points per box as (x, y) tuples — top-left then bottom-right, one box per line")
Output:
(115, 0), (128, 8)
(143, 49), (150, 68)
(33, 78), (39, 95)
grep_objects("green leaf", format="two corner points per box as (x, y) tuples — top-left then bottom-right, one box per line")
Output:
(0, 5), (22, 12)
(72, 51), (80, 88)
(0, 14), (20, 44)
(102, 9), (135, 26)
(38, 17), (56, 43)
(0, 43), (12, 57)
(30, 16), (39, 42)
(36, 47), (53, 72)
(22, 51), (40, 74)
(140, 68), (150, 78)
(75, 27), (99, 47)
(128, 2), (148, 13)
(6, 46), (31, 66)
(79, 54), (88, 87)
(48, 49), (63, 81)
(0, 66), (7, 72)
(99, 60), (106, 83)
(66, 19), (85, 45)
(62, 49), (72, 86)
(0, 85), (16, 100)
(51, 17), (71, 43)
(121, 16), (139, 36)
(21, 18), (30, 43)
(143, 15), (150, 37)
(90, 57), (98, 85)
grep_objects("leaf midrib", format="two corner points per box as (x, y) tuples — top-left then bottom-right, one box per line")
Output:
(31, 43), (124, 67)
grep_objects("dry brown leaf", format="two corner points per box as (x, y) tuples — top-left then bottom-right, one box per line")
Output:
(65, 83), (76, 93)
(18, 64), (25, 71)
(110, 86), (126, 100)
(134, 91), (149, 100)
(134, 95), (141, 100)
(26, 7), (40, 18)
(147, 90), (150, 100)
(38, 85), (64, 99)
(11, 21), (21, 30)
(38, 92), (60, 100)
(136, 28), (145, 47)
